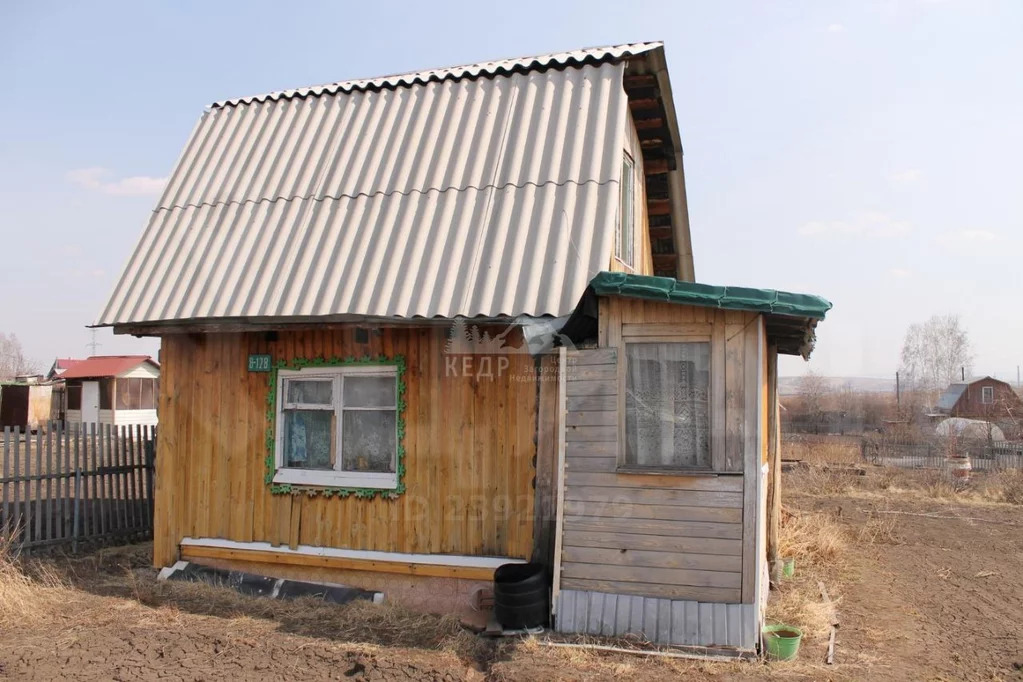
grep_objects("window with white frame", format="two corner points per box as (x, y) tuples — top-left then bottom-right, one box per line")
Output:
(623, 341), (711, 470)
(616, 153), (635, 267)
(274, 366), (398, 489)
(981, 385), (994, 405)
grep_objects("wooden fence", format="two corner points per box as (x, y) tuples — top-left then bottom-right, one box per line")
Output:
(1, 422), (155, 554)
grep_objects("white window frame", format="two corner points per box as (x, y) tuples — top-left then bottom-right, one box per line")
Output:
(619, 335), (714, 473)
(981, 385), (994, 405)
(616, 153), (636, 268)
(273, 365), (399, 489)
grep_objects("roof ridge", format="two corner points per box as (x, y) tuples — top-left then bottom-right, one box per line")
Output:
(210, 41), (662, 109)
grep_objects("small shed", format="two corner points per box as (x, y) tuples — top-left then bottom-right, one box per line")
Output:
(0, 382), (54, 432)
(62, 356), (160, 427)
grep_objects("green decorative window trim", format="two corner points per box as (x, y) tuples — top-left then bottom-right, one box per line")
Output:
(265, 354), (407, 499)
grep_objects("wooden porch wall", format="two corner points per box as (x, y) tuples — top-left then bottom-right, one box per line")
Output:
(580, 299), (765, 604)
(153, 327), (542, 567)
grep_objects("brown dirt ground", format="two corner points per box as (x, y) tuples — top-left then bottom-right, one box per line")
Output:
(2, 472), (1022, 681)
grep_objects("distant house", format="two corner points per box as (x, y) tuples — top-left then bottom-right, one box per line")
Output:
(95, 43), (830, 654)
(935, 376), (1022, 422)
(62, 356), (160, 427)
(46, 357), (83, 381)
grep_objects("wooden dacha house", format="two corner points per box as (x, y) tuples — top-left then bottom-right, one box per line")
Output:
(97, 42), (830, 654)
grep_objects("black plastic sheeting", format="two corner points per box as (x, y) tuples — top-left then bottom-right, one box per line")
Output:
(165, 562), (379, 605)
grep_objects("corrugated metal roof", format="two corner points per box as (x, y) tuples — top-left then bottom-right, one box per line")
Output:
(99, 46), (649, 327)
(212, 42), (662, 109)
(936, 383), (967, 412)
(60, 356), (158, 379)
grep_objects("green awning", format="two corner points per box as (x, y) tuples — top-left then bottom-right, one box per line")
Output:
(588, 272), (832, 320)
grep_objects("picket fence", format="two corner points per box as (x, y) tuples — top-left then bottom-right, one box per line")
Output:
(0, 422), (156, 554)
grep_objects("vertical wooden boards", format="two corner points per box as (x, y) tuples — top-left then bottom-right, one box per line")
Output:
(551, 347), (568, 614)
(741, 315), (762, 604)
(2, 428), (9, 537)
(723, 311), (745, 473)
(152, 326), (540, 565)
(711, 310), (727, 472)
(532, 352), (560, 566)
(766, 344), (780, 573)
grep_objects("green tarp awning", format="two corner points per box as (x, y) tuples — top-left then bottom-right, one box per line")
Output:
(588, 272), (832, 320)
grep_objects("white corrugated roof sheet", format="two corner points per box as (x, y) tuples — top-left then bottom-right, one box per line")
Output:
(98, 43), (663, 326)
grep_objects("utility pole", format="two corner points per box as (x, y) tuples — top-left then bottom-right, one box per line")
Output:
(895, 371), (901, 420)
(86, 329), (101, 356)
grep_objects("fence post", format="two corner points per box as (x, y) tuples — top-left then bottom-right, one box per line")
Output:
(144, 428), (156, 534)
(2, 427), (9, 537)
(72, 466), (82, 554)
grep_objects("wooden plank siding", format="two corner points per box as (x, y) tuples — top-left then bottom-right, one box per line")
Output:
(558, 299), (765, 608)
(153, 326), (543, 568)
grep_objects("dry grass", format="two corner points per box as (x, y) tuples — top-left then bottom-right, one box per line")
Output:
(0, 538), (490, 665)
(975, 469), (1023, 505)
(767, 508), (847, 649)
(777, 509), (847, 567)
(785, 464), (863, 497)
(855, 514), (901, 545)
(0, 528), (72, 627)
(783, 437), (862, 464)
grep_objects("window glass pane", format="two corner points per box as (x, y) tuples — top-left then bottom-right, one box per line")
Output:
(343, 375), (395, 408)
(619, 156), (634, 265)
(625, 342), (710, 468)
(282, 410), (333, 469)
(286, 379), (332, 406)
(341, 410), (396, 473)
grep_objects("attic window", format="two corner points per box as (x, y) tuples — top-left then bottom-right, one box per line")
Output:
(982, 386), (994, 405)
(273, 366), (398, 490)
(616, 154), (635, 267)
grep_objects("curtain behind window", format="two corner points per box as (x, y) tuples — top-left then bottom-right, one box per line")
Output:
(625, 342), (711, 468)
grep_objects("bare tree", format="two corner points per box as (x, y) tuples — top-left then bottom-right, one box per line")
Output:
(797, 369), (828, 432)
(0, 333), (39, 380)
(899, 315), (973, 391)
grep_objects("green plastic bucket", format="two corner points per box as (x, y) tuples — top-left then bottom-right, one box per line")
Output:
(763, 624), (803, 661)
(782, 557), (795, 578)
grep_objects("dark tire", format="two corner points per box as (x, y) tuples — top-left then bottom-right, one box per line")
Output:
(494, 562), (548, 629)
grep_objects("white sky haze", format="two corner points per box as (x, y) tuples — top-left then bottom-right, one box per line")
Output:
(1, 0), (1020, 380)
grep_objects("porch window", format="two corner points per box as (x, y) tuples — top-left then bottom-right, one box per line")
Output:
(981, 386), (994, 404)
(624, 342), (711, 470)
(615, 154), (635, 267)
(273, 366), (398, 489)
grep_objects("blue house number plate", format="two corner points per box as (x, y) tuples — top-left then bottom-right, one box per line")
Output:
(248, 354), (272, 372)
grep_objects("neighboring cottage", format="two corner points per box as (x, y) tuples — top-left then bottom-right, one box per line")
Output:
(96, 42), (829, 654)
(936, 376), (1022, 419)
(934, 376), (1022, 440)
(62, 356), (160, 427)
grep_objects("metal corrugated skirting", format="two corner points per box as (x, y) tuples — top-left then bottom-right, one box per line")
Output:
(98, 62), (629, 326)
(556, 590), (757, 651)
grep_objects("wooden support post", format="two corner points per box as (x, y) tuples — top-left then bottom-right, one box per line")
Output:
(766, 345), (782, 584)
(551, 347), (568, 618)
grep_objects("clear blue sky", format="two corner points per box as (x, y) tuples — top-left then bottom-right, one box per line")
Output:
(1, 0), (1020, 380)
